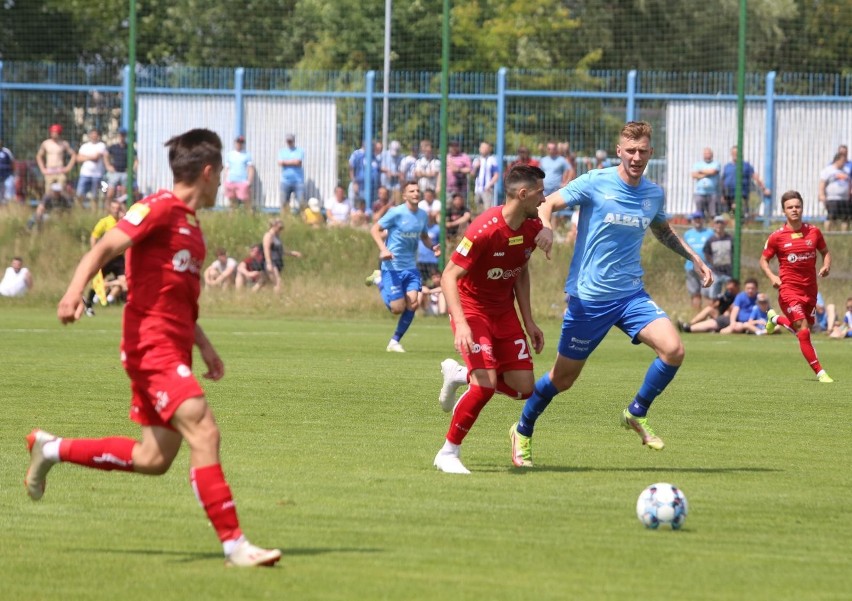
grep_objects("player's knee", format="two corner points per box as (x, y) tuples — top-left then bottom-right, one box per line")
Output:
(661, 340), (685, 365)
(135, 447), (177, 475)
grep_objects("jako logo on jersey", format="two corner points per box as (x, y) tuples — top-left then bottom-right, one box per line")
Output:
(172, 249), (202, 273)
(603, 213), (651, 229)
(487, 267), (523, 280)
(493, 252), (505, 257)
(786, 251), (815, 263)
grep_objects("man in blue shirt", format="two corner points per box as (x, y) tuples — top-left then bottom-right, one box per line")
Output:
(277, 133), (305, 215)
(719, 277), (759, 334)
(509, 121), (713, 468)
(369, 180), (440, 352)
(683, 211), (714, 313)
(721, 145), (768, 219)
(691, 147), (720, 217)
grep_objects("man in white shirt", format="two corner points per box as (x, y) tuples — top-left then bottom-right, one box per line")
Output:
(76, 128), (107, 206)
(204, 248), (238, 289)
(0, 257), (33, 297)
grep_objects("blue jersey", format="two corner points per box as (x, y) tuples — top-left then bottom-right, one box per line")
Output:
(558, 167), (667, 301)
(683, 227), (713, 272)
(378, 204), (429, 271)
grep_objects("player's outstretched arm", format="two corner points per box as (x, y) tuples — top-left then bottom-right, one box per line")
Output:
(195, 324), (224, 381)
(441, 260), (473, 355)
(58, 227), (132, 324)
(650, 220), (713, 287)
(514, 266), (544, 354)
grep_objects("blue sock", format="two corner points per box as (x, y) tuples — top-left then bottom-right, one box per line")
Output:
(392, 309), (415, 342)
(628, 358), (679, 417)
(517, 373), (560, 437)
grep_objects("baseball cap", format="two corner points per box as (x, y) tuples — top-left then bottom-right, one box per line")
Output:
(285, 133), (295, 141)
(713, 215), (726, 223)
(49, 124), (62, 133)
(389, 140), (401, 155)
(308, 197), (320, 212)
(118, 127), (128, 135)
(690, 211), (705, 220)
(236, 135), (245, 143)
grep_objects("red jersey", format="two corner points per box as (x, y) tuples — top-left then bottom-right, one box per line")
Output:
(116, 190), (205, 368)
(761, 223), (826, 299)
(451, 206), (542, 316)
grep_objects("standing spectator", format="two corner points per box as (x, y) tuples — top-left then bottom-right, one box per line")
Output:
(445, 140), (472, 202)
(472, 141), (499, 211)
(104, 128), (135, 203)
(433, 165), (546, 474)
(445, 193), (472, 245)
(398, 143), (419, 184)
(539, 141), (572, 196)
(326, 185), (352, 227)
(415, 139), (441, 195)
(368, 180), (439, 353)
(0, 256), (33, 297)
(236, 245), (268, 292)
(817, 152), (851, 232)
(703, 215), (733, 297)
(587, 149), (612, 170)
(348, 142), (367, 202)
(691, 147), (720, 217)
(721, 145), (768, 218)
(76, 128), (107, 207)
(683, 211), (714, 313)
(42, 129), (280, 566)
(719, 277), (760, 334)
(277, 133), (305, 215)
(0, 138), (16, 203)
(36, 124), (76, 192)
(223, 135), (255, 210)
(510, 146), (540, 170)
(370, 141), (383, 203)
(262, 218), (302, 293)
(558, 141), (578, 180)
(508, 121), (713, 467)
(204, 248), (238, 289)
(761, 190), (834, 382)
(380, 140), (403, 203)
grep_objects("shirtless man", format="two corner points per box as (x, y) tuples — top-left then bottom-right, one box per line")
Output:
(36, 124), (76, 190)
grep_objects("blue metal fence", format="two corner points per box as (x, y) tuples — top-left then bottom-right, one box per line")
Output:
(2, 61), (852, 217)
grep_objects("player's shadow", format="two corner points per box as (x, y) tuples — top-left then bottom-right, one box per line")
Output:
(69, 546), (384, 564)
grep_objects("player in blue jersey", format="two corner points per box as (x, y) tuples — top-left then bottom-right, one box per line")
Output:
(369, 180), (441, 352)
(508, 121), (713, 467)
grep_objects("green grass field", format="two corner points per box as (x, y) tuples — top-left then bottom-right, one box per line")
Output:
(1, 307), (849, 600)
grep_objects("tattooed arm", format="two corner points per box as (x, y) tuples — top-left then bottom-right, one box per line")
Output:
(650, 220), (714, 287)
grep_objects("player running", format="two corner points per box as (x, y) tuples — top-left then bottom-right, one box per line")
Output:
(508, 121), (713, 468)
(369, 180), (440, 352)
(26, 129), (281, 567)
(760, 190), (833, 383)
(433, 164), (546, 474)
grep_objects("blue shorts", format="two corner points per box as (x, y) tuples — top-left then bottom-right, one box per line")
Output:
(557, 290), (669, 360)
(380, 269), (421, 308)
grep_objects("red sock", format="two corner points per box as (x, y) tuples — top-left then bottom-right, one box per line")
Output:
(446, 384), (494, 445)
(59, 437), (135, 471)
(796, 329), (823, 374)
(190, 464), (242, 543)
(496, 376), (523, 400)
(775, 313), (796, 333)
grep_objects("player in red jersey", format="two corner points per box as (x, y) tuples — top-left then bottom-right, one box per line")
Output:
(759, 190), (834, 383)
(25, 129), (282, 567)
(433, 164), (546, 474)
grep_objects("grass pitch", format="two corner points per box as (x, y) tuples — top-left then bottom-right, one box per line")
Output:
(1, 307), (849, 600)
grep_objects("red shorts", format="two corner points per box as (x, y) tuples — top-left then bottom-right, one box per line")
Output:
(777, 291), (816, 326)
(452, 308), (534, 374)
(124, 355), (204, 430)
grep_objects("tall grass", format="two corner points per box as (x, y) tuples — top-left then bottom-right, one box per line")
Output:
(1, 204), (850, 321)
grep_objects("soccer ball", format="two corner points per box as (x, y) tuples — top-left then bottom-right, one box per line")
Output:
(636, 482), (688, 530)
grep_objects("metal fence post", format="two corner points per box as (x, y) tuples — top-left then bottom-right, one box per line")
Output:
(763, 71), (776, 227)
(364, 71), (375, 207)
(235, 67), (245, 137)
(626, 70), (637, 122)
(495, 67), (507, 204)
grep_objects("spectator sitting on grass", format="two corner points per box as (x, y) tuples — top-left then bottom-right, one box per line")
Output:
(0, 256), (33, 297)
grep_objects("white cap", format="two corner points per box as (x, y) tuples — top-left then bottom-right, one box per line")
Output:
(308, 197), (320, 211)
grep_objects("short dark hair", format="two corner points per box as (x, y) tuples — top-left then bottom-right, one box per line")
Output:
(744, 277), (759, 287)
(504, 164), (545, 198)
(165, 128), (222, 184)
(780, 190), (803, 210)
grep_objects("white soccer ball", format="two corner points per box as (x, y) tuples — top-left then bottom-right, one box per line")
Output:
(636, 482), (688, 530)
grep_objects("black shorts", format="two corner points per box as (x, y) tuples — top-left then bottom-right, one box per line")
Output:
(825, 200), (852, 221)
(103, 255), (125, 277)
(418, 262), (440, 285)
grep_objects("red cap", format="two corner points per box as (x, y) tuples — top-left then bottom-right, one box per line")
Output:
(49, 124), (63, 133)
